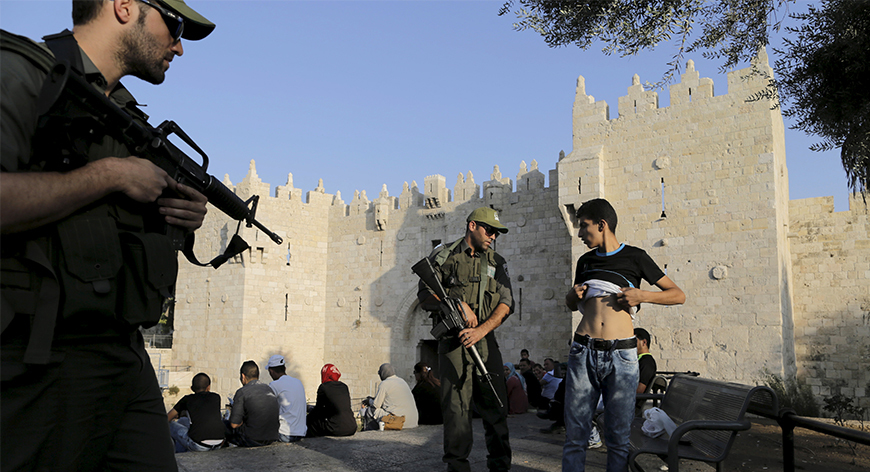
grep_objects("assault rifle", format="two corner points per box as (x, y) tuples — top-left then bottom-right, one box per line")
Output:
(36, 61), (282, 268)
(412, 257), (503, 408)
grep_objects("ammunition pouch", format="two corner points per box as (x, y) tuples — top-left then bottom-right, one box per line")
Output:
(55, 213), (176, 328)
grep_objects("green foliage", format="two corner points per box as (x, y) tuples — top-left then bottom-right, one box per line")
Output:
(822, 392), (866, 462)
(760, 370), (819, 417)
(166, 385), (180, 396)
(498, 0), (788, 88)
(823, 393), (867, 424)
(499, 0), (869, 196)
(775, 0), (870, 196)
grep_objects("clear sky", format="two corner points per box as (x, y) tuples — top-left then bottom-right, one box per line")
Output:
(1, 0), (853, 211)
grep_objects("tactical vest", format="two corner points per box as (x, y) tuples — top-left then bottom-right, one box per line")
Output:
(0, 30), (177, 365)
(432, 238), (502, 323)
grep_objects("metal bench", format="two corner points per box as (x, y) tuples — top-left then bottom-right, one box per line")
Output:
(628, 375), (779, 472)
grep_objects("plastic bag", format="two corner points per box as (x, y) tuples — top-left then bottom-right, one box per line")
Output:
(641, 407), (677, 438)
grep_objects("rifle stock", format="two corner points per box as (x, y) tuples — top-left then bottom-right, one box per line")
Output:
(36, 61), (283, 257)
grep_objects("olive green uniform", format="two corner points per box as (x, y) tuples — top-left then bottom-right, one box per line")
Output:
(418, 238), (513, 472)
(1, 30), (177, 471)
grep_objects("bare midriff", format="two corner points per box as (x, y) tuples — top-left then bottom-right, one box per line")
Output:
(574, 294), (634, 340)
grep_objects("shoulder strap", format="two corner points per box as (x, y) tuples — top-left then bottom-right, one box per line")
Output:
(42, 30), (84, 74)
(432, 238), (463, 267)
(0, 29), (55, 73)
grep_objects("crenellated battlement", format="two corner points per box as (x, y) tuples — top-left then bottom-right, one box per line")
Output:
(574, 49), (775, 131)
(220, 158), (558, 226)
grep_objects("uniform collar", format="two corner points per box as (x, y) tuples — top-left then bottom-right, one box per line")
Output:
(457, 237), (489, 259)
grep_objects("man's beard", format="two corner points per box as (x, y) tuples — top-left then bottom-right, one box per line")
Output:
(117, 13), (167, 85)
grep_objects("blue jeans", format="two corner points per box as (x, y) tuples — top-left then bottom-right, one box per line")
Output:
(562, 339), (638, 472)
(279, 433), (303, 443)
(170, 418), (222, 452)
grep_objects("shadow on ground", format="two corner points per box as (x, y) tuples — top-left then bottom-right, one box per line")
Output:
(175, 414), (868, 471)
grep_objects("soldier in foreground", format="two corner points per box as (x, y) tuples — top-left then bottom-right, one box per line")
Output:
(1, 0), (214, 469)
(418, 207), (513, 472)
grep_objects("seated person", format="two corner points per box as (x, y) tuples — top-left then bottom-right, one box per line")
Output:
(225, 360), (279, 447)
(412, 362), (443, 425)
(362, 363), (418, 429)
(503, 362), (529, 415)
(307, 364), (357, 437)
(634, 327), (658, 415)
(167, 373), (225, 452)
(518, 359), (544, 409)
(544, 357), (563, 378)
(535, 363), (561, 404)
(267, 355), (307, 442)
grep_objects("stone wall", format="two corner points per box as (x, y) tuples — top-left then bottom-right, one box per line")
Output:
(169, 49), (868, 414)
(789, 195), (870, 409)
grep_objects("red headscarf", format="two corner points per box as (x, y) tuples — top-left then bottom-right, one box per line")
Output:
(321, 364), (341, 383)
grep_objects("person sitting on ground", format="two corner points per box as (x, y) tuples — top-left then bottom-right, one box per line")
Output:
(307, 364), (357, 437)
(544, 357), (563, 378)
(412, 362), (443, 425)
(535, 363), (561, 405)
(362, 363), (418, 430)
(518, 359), (544, 410)
(503, 362), (529, 415)
(167, 373), (226, 452)
(267, 355), (307, 443)
(226, 360), (279, 447)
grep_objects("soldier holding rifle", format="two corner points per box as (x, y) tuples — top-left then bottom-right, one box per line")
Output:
(1, 1), (215, 470)
(417, 207), (513, 472)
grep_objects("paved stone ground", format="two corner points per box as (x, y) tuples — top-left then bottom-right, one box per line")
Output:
(175, 413), (869, 471)
(175, 413), (696, 472)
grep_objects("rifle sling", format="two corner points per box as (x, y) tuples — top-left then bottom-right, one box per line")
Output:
(182, 233), (250, 269)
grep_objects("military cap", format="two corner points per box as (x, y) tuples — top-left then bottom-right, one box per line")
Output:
(466, 207), (508, 234)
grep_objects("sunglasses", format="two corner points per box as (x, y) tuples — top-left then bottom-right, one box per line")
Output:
(138, 0), (184, 41)
(476, 222), (500, 238)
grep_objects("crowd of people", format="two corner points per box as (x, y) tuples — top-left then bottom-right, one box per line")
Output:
(167, 357), (358, 452)
(167, 358), (446, 452)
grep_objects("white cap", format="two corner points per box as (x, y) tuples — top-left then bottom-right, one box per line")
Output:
(267, 355), (285, 368)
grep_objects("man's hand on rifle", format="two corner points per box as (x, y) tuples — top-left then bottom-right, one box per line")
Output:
(459, 326), (485, 348)
(157, 181), (208, 231)
(109, 156), (172, 203)
(110, 156), (208, 231)
(458, 300), (478, 328)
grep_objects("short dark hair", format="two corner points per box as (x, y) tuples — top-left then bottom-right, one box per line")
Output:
(269, 365), (286, 375)
(520, 349), (529, 355)
(72, 0), (105, 26)
(576, 198), (618, 233)
(634, 327), (651, 346)
(240, 360), (259, 379)
(191, 372), (211, 392)
(518, 358), (531, 367)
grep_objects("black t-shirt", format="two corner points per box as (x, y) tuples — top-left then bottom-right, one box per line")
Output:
(638, 353), (657, 389)
(172, 391), (225, 442)
(636, 353), (658, 410)
(574, 244), (665, 289)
